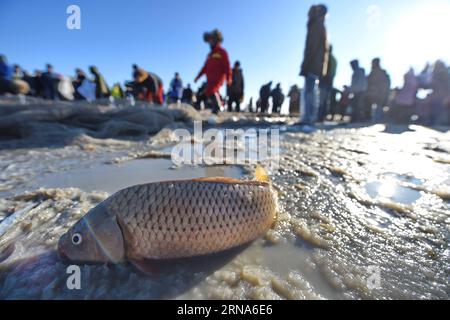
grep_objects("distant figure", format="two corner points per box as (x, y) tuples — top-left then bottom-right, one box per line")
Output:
(89, 66), (110, 99)
(195, 29), (232, 114)
(259, 82), (272, 113)
(41, 64), (60, 100)
(111, 83), (125, 99)
(318, 45), (337, 122)
(169, 72), (183, 104)
(73, 68), (88, 100)
(349, 59), (367, 123)
(336, 85), (351, 120)
(227, 61), (245, 112)
(132, 64), (164, 105)
(194, 81), (207, 110)
(366, 58), (391, 123)
(391, 68), (419, 123)
(32, 70), (45, 98)
(11, 64), (30, 95)
(429, 60), (450, 126)
(271, 83), (285, 114)
(248, 97), (254, 113)
(418, 63), (433, 90)
(0, 55), (19, 95)
(288, 85), (301, 115)
(12, 64), (22, 80)
(23, 71), (36, 95)
(182, 84), (194, 105)
(300, 4), (329, 125)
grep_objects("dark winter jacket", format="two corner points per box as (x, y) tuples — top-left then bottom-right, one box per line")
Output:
(300, 14), (328, 77)
(228, 67), (244, 98)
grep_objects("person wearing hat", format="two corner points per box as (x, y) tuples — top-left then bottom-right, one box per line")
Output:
(89, 66), (110, 99)
(195, 29), (232, 114)
(131, 64), (164, 105)
(300, 4), (329, 126)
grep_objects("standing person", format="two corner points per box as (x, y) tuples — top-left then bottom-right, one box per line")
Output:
(366, 58), (391, 123)
(429, 60), (450, 126)
(248, 97), (254, 113)
(318, 45), (337, 122)
(418, 63), (433, 89)
(169, 72), (183, 104)
(181, 84), (194, 105)
(300, 4), (329, 126)
(288, 85), (301, 115)
(194, 81), (207, 110)
(73, 68), (87, 100)
(391, 68), (419, 124)
(195, 29), (232, 115)
(132, 64), (164, 104)
(33, 70), (45, 98)
(89, 66), (110, 99)
(0, 55), (19, 95)
(336, 85), (351, 120)
(11, 64), (30, 95)
(227, 61), (245, 112)
(350, 60), (367, 123)
(259, 82), (272, 113)
(111, 83), (125, 99)
(41, 64), (60, 100)
(271, 83), (285, 114)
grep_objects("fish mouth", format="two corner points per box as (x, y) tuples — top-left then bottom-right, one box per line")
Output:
(58, 247), (70, 262)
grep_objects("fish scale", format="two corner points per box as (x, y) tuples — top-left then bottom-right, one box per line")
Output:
(105, 179), (277, 260)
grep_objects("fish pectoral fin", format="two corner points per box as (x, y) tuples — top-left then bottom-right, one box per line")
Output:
(129, 259), (159, 276)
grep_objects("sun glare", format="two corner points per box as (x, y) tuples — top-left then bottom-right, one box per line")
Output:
(383, 2), (450, 83)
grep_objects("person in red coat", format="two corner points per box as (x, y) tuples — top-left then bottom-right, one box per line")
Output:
(195, 29), (232, 114)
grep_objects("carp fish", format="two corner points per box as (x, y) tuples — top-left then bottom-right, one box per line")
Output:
(58, 167), (278, 264)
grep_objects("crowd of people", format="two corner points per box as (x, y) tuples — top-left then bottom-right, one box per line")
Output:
(294, 4), (450, 128)
(1, 4), (450, 127)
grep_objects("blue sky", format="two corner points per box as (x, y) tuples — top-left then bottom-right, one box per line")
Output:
(1, 0), (449, 104)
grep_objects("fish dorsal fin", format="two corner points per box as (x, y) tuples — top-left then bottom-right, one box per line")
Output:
(192, 177), (245, 184)
(255, 165), (270, 183)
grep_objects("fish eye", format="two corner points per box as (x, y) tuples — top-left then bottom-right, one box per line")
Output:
(71, 233), (82, 246)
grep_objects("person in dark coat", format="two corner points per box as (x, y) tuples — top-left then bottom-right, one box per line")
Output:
(41, 64), (60, 100)
(429, 60), (450, 126)
(194, 82), (207, 110)
(300, 4), (329, 125)
(350, 59), (368, 123)
(259, 82), (272, 113)
(182, 84), (194, 105)
(288, 85), (301, 115)
(366, 58), (391, 123)
(32, 70), (45, 98)
(318, 45), (337, 122)
(227, 61), (245, 112)
(89, 66), (110, 99)
(131, 64), (164, 105)
(73, 68), (87, 100)
(271, 83), (285, 114)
